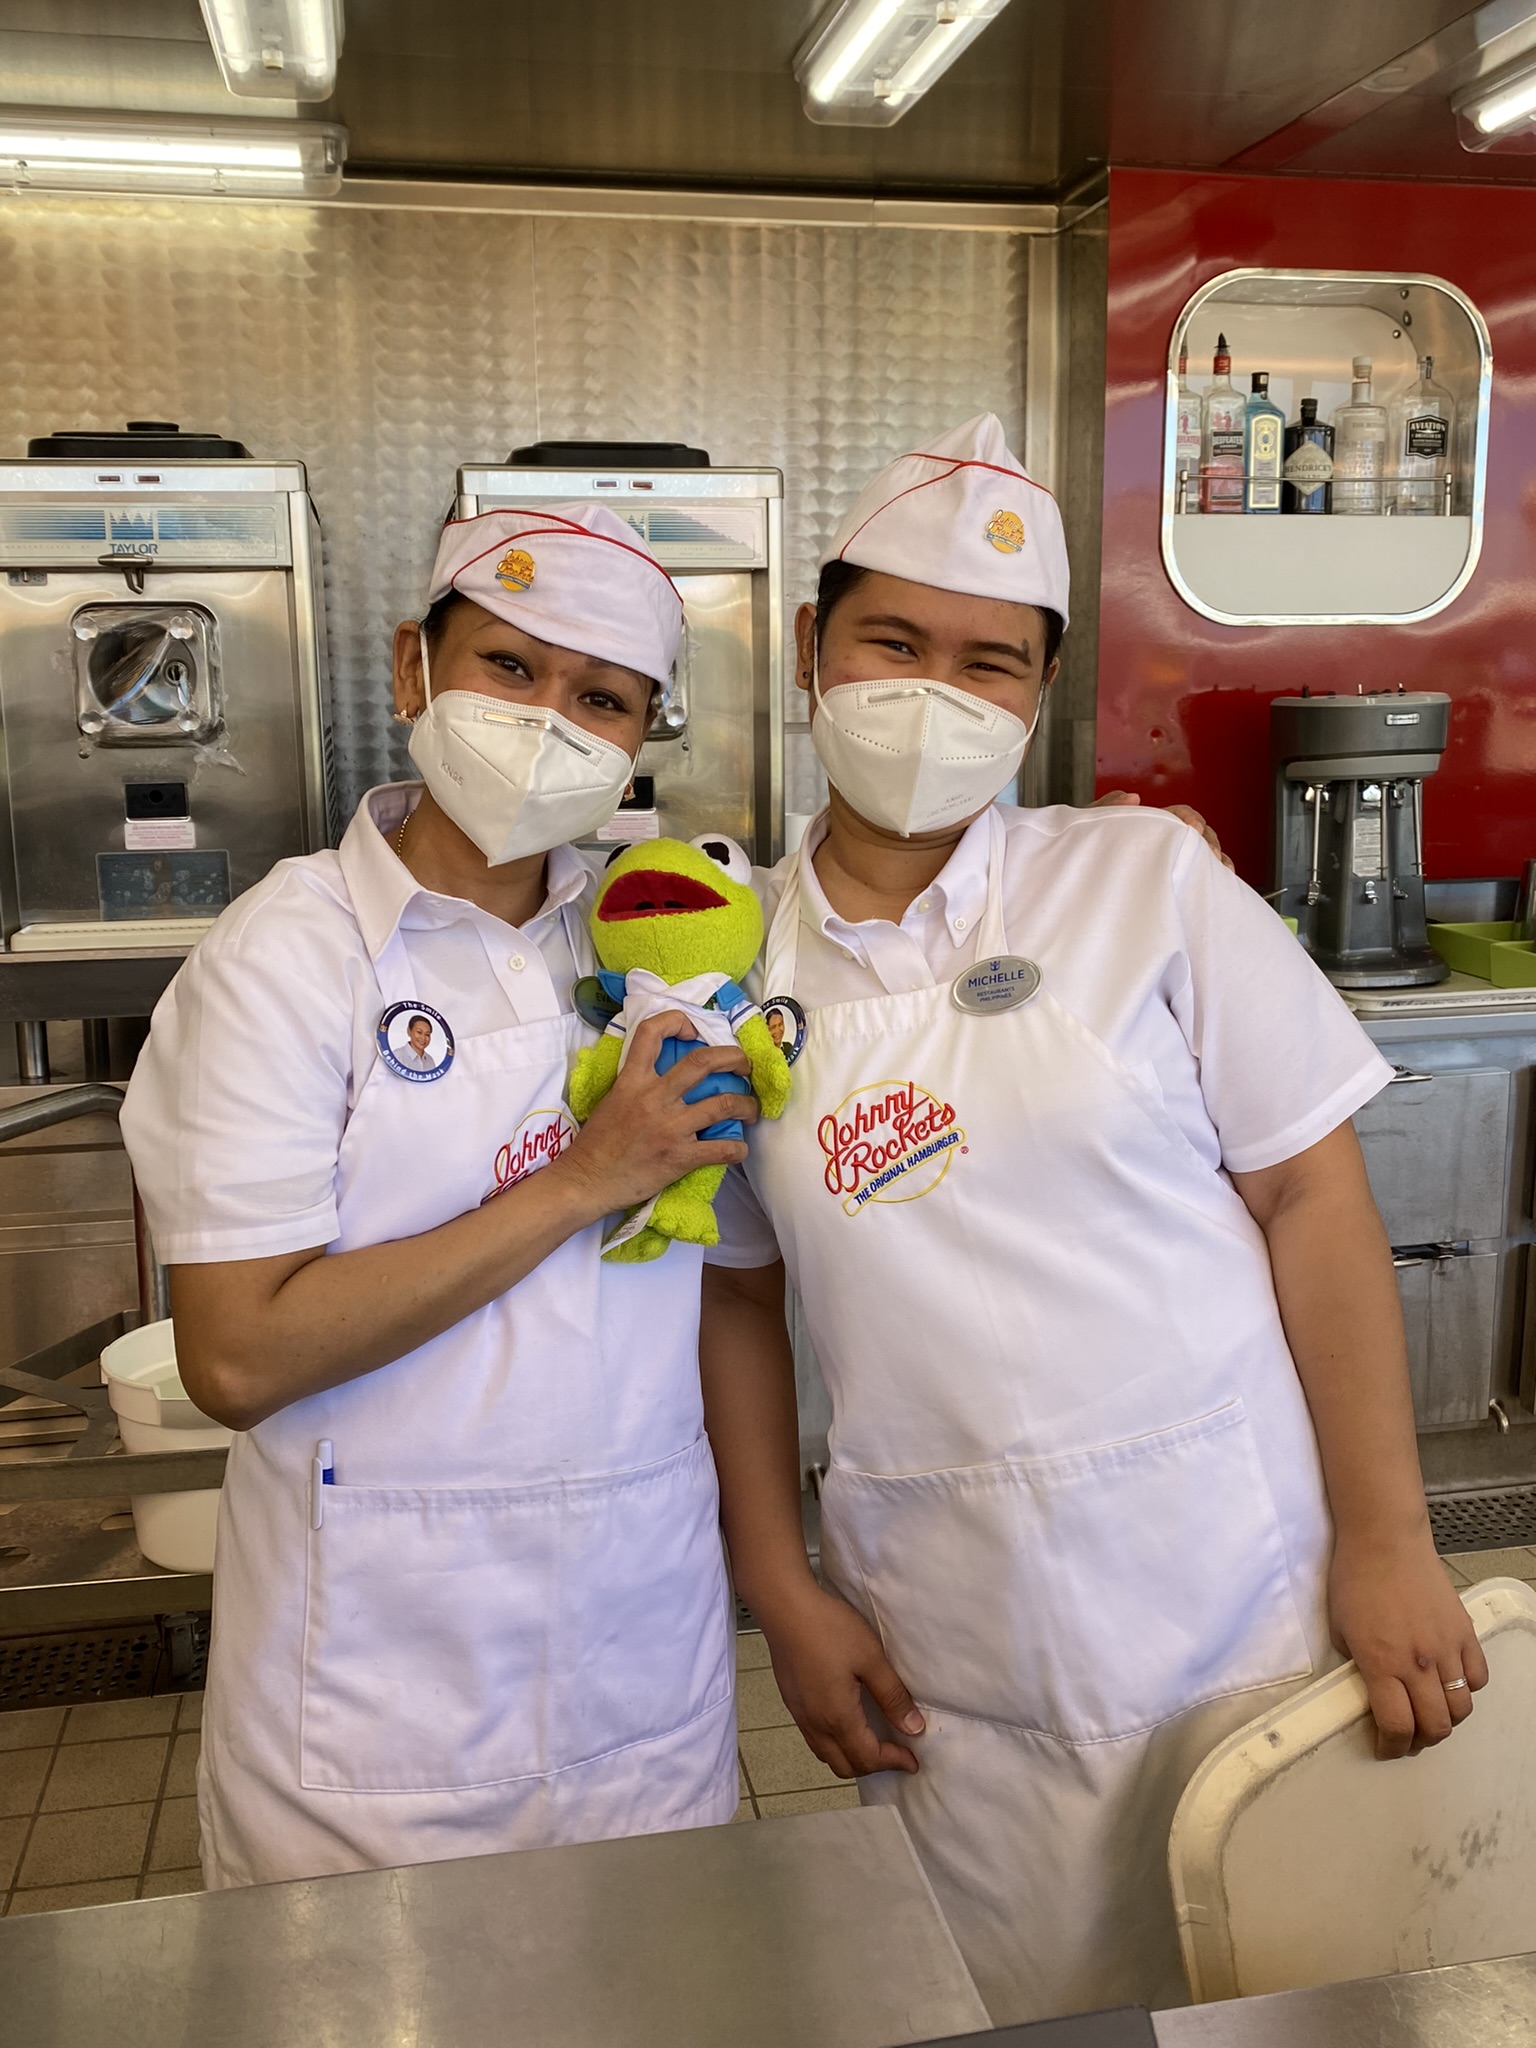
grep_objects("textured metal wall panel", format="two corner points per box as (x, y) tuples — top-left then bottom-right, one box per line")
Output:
(0, 195), (1027, 822)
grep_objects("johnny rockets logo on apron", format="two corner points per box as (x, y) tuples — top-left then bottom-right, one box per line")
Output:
(817, 1079), (966, 1212)
(482, 1106), (578, 1203)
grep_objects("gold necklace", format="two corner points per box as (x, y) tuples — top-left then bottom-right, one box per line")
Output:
(395, 813), (409, 860)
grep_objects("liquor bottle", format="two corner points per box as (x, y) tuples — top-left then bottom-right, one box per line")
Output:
(1282, 398), (1334, 515)
(1243, 372), (1284, 514)
(1173, 346), (1203, 510)
(1388, 354), (1455, 515)
(1331, 357), (1388, 516)
(1199, 334), (1245, 515)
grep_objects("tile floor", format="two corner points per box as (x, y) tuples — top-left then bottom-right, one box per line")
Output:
(0, 1690), (203, 1916)
(0, 1634), (853, 1915)
(3, 1545), (1529, 1916)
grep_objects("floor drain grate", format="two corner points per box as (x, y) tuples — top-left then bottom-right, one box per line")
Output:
(1429, 1485), (1536, 1555)
(0, 1625), (158, 1711)
(0, 1613), (210, 1713)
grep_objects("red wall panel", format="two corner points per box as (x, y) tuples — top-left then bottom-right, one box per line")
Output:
(1096, 167), (1536, 886)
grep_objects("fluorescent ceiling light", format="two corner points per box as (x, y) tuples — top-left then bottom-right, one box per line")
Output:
(199, 0), (344, 101)
(1457, 58), (1536, 133)
(0, 110), (347, 197)
(794, 0), (1015, 127)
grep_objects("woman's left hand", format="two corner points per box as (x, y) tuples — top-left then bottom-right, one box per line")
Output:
(1328, 1530), (1489, 1758)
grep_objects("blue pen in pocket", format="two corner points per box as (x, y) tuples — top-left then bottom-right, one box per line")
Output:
(311, 1439), (333, 1529)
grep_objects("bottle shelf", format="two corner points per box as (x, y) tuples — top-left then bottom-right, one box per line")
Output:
(1170, 514), (1475, 625)
(1163, 270), (1490, 627)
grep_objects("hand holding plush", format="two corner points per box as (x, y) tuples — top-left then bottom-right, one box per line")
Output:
(569, 835), (791, 1263)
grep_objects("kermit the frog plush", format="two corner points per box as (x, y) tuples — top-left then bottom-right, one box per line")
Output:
(569, 834), (791, 1263)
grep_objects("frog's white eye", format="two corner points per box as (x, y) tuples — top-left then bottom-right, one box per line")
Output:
(690, 833), (751, 886)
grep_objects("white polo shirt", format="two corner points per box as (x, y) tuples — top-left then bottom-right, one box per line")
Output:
(126, 784), (758, 1267)
(706, 803), (1394, 1268)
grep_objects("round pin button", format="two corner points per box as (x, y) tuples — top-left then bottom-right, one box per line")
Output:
(950, 955), (1041, 1016)
(761, 995), (808, 1067)
(377, 999), (455, 1082)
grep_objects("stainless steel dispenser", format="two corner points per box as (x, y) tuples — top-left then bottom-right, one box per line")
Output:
(0, 423), (336, 951)
(1270, 690), (1451, 988)
(456, 446), (784, 864)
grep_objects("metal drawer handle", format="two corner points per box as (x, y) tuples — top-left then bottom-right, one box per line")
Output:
(1392, 1240), (1473, 1267)
(1388, 1066), (1436, 1086)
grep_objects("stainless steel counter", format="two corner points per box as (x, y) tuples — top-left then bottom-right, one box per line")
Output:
(0, 1805), (990, 2048)
(1153, 1952), (1536, 2046)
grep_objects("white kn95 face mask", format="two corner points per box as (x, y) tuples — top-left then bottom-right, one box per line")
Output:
(809, 658), (1040, 839)
(407, 629), (635, 864)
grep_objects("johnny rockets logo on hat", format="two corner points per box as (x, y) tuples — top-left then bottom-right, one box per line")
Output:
(495, 548), (536, 594)
(427, 504), (683, 687)
(821, 412), (1069, 627)
(986, 508), (1025, 554)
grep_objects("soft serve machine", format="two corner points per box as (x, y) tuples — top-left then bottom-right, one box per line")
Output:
(0, 423), (336, 1009)
(456, 443), (784, 863)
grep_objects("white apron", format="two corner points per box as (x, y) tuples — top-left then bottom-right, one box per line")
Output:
(748, 810), (1336, 2022)
(199, 896), (736, 1888)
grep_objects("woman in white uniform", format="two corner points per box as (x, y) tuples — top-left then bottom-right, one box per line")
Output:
(698, 417), (1487, 2023)
(122, 506), (754, 1887)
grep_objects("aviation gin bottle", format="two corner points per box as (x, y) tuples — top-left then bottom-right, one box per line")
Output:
(1388, 355), (1455, 514)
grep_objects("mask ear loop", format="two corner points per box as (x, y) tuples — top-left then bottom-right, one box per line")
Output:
(417, 627), (434, 708)
(395, 626), (433, 725)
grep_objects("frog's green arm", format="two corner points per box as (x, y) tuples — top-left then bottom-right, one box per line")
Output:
(737, 1013), (791, 1120)
(569, 1032), (624, 1123)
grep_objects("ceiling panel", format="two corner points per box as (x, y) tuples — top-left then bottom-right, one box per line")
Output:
(1103, 0), (1484, 167)
(328, 0), (1087, 194)
(2, 0), (1535, 197)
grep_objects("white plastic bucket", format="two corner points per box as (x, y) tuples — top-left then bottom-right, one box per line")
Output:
(101, 1319), (232, 1574)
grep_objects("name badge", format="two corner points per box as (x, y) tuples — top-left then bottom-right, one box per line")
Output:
(951, 954), (1041, 1016)
(377, 999), (455, 1082)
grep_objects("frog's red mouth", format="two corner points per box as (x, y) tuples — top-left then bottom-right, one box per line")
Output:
(598, 869), (728, 920)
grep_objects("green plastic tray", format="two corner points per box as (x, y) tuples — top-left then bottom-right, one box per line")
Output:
(1427, 921), (1522, 978)
(1490, 940), (1536, 988)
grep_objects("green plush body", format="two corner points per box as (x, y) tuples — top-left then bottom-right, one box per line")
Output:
(569, 839), (791, 1263)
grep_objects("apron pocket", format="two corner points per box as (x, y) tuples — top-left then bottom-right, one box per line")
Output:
(300, 1435), (730, 1793)
(822, 1398), (1312, 1746)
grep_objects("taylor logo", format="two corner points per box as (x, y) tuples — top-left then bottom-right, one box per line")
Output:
(495, 547), (536, 593)
(985, 508), (1025, 554)
(817, 1079), (965, 1216)
(481, 1108), (576, 1202)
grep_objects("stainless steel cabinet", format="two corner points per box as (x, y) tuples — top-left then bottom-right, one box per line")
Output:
(1354, 1066), (1511, 1244)
(1354, 1063), (1514, 1432)
(1394, 1247), (1500, 1429)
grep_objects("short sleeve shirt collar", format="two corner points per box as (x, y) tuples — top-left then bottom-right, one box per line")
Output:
(338, 784), (593, 965)
(797, 806), (994, 967)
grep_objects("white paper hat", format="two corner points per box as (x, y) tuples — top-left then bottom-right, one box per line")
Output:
(427, 504), (683, 686)
(822, 414), (1069, 627)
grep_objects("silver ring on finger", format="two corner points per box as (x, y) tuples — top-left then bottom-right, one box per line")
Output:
(1443, 1676), (1470, 1693)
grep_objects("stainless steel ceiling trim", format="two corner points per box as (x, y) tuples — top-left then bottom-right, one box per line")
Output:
(329, 175), (1059, 233)
(1024, 234), (1062, 490)
(1159, 265), (1493, 629)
